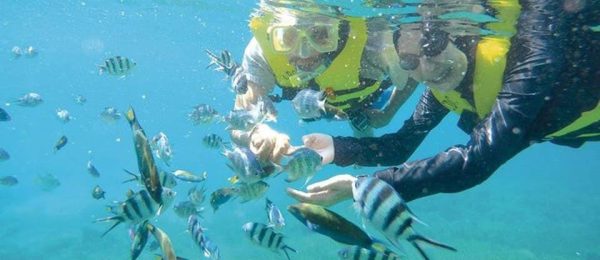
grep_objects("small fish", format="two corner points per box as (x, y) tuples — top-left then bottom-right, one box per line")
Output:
(99, 56), (136, 77)
(288, 203), (379, 249)
(15, 92), (43, 107)
(224, 104), (266, 131)
(173, 201), (202, 219)
(241, 222), (296, 260)
(352, 176), (457, 259)
(187, 185), (206, 206)
(206, 49), (247, 95)
(33, 173), (60, 191)
(92, 185), (105, 199)
(338, 246), (402, 260)
(74, 95), (87, 105)
(56, 108), (72, 123)
(11, 46), (22, 58)
(283, 147), (322, 185)
(0, 148), (10, 161)
(100, 107), (121, 123)
(146, 223), (177, 260)
(123, 169), (178, 189)
(87, 160), (101, 178)
(266, 198), (285, 228)
(202, 133), (229, 150)
(25, 46), (38, 57)
(131, 221), (150, 260)
(95, 189), (176, 237)
(126, 107), (164, 206)
(0, 108), (11, 121)
(292, 89), (326, 119)
(0, 176), (18, 186)
(209, 187), (236, 212)
(188, 104), (219, 125)
(188, 214), (214, 258)
(236, 181), (269, 203)
(53, 135), (68, 153)
(151, 132), (173, 166)
(223, 146), (273, 184)
(172, 170), (207, 183)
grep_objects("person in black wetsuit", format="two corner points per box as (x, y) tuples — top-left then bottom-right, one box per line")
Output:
(287, 0), (600, 206)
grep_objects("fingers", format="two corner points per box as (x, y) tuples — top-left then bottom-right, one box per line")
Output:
(286, 188), (335, 206)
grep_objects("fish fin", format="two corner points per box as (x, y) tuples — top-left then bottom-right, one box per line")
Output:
(407, 234), (457, 252)
(410, 240), (430, 260)
(282, 245), (297, 260)
(306, 220), (319, 231)
(156, 204), (164, 216)
(407, 208), (429, 227)
(302, 175), (314, 187)
(94, 216), (124, 237)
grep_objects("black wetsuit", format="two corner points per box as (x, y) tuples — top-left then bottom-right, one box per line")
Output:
(332, 0), (600, 202)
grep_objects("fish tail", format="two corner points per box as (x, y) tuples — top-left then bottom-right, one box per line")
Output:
(94, 216), (124, 237)
(282, 245), (297, 260)
(408, 234), (457, 255)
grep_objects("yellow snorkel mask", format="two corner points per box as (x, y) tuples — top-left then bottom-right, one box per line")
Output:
(268, 22), (340, 53)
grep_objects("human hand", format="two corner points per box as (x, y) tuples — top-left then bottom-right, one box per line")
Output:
(302, 133), (335, 165)
(249, 124), (295, 164)
(286, 174), (356, 207)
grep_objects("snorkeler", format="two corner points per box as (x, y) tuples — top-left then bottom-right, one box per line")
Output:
(288, 0), (600, 205)
(227, 0), (418, 163)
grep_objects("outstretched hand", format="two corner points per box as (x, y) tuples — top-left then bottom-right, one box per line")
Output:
(286, 174), (356, 207)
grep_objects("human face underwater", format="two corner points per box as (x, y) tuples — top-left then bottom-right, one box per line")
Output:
(396, 30), (468, 92)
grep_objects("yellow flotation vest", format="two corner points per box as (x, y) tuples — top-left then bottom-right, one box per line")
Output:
(249, 14), (384, 112)
(430, 0), (600, 139)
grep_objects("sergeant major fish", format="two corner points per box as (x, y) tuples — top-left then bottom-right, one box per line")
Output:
(235, 181), (269, 203)
(95, 189), (176, 237)
(188, 214), (220, 259)
(338, 246), (402, 260)
(126, 107), (164, 206)
(283, 147), (322, 185)
(352, 176), (457, 259)
(241, 222), (296, 260)
(151, 132), (173, 166)
(173, 201), (202, 219)
(266, 198), (285, 228)
(188, 104), (219, 125)
(224, 104), (266, 131)
(292, 89), (326, 120)
(223, 146), (275, 184)
(209, 187), (236, 212)
(188, 185), (206, 206)
(99, 56), (136, 77)
(202, 133), (229, 150)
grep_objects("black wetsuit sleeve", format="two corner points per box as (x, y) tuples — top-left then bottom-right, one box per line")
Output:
(332, 89), (450, 167)
(374, 1), (567, 202)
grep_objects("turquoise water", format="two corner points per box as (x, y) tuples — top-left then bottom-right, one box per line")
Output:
(1, 1), (600, 259)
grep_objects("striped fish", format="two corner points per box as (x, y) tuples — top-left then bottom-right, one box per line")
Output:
(291, 89), (326, 119)
(95, 189), (176, 237)
(131, 221), (150, 260)
(283, 147), (322, 185)
(236, 181), (269, 203)
(188, 214), (220, 259)
(202, 133), (229, 150)
(189, 104), (219, 125)
(338, 246), (402, 260)
(188, 185), (206, 206)
(223, 146), (272, 184)
(352, 176), (456, 260)
(209, 187), (236, 212)
(126, 107), (164, 206)
(241, 222), (296, 260)
(123, 169), (178, 189)
(146, 223), (177, 260)
(99, 56), (136, 77)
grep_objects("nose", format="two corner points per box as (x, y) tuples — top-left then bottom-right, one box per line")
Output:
(297, 39), (313, 59)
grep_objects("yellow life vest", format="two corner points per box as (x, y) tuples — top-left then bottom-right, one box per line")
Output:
(249, 14), (384, 112)
(430, 0), (600, 139)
